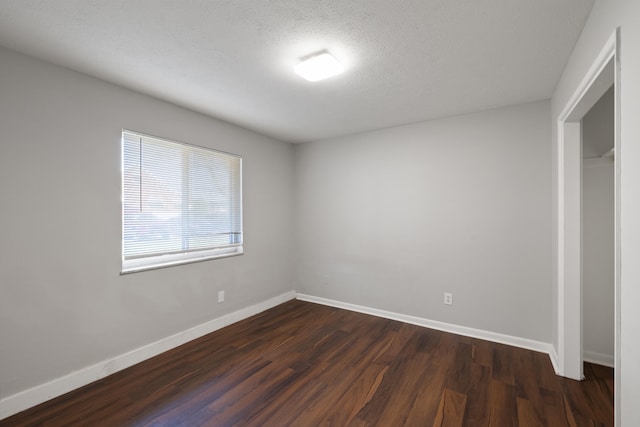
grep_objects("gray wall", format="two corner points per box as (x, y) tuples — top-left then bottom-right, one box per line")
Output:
(582, 86), (615, 158)
(0, 46), (295, 399)
(294, 101), (552, 342)
(582, 158), (614, 364)
(582, 87), (615, 366)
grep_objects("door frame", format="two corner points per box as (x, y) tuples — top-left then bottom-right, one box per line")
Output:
(556, 28), (621, 423)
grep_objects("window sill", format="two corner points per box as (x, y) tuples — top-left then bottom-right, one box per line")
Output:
(121, 246), (243, 274)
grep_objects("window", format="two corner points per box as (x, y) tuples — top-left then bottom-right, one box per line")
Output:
(121, 130), (242, 273)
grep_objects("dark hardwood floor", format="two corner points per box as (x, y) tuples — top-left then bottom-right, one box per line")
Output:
(1, 300), (613, 426)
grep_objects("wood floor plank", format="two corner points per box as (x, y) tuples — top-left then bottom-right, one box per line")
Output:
(402, 354), (451, 425)
(492, 344), (516, 386)
(459, 362), (491, 425)
(0, 300), (614, 427)
(302, 363), (388, 426)
(517, 397), (545, 427)
(512, 348), (549, 424)
(446, 341), (473, 395)
(242, 367), (329, 427)
(488, 378), (518, 426)
(471, 338), (493, 368)
(432, 388), (467, 427)
(353, 332), (434, 425)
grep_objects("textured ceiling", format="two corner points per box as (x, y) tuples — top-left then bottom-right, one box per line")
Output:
(0, 0), (594, 143)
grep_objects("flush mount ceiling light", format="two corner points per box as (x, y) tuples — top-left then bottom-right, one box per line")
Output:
(294, 51), (344, 82)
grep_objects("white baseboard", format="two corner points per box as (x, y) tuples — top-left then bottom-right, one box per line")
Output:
(584, 350), (615, 368)
(296, 293), (556, 364)
(0, 290), (296, 421)
(548, 347), (561, 374)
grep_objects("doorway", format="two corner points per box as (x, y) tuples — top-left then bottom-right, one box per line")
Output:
(556, 28), (621, 424)
(582, 86), (614, 368)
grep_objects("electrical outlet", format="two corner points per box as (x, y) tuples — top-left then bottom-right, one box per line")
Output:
(218, 291), (225, 303)
(444, 292), (453, 305)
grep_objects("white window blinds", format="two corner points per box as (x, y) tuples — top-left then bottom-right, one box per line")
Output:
(122, 130), (242, 273)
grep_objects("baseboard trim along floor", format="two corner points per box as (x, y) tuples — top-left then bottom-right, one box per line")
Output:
(1, 290), (563, 421)
(0, 291), (297, 421)
(296, 293), (559, 374)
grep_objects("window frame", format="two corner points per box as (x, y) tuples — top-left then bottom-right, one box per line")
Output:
(120, 130), (243, 274)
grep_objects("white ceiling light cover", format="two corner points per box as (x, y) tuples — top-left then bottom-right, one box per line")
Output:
(294, 51), (344, 82)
